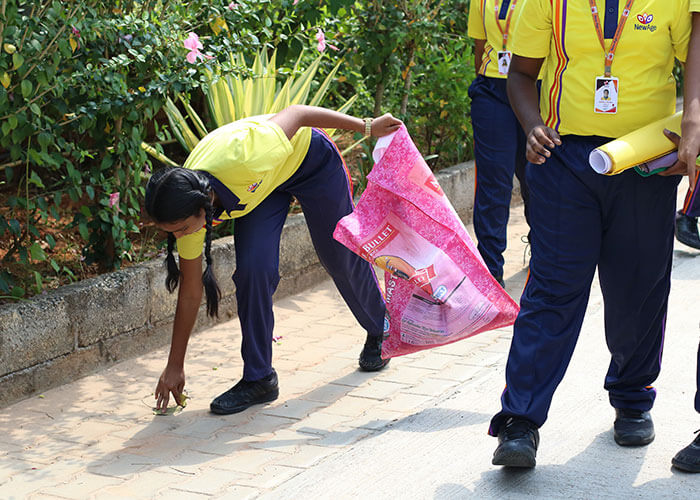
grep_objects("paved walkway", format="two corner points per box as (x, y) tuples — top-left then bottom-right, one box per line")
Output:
(1, 183), (699, 499)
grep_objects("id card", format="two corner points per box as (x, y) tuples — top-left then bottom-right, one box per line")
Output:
(594, 76), (618, 114)
(497, 51), (512, 75)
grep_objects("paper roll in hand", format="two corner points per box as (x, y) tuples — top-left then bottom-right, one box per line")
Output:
(589, 112), (682, 175)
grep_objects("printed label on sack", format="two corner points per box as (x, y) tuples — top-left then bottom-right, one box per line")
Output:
(366, 214), (465, 305)
(364, 214), (500, 346)
(398, 280), (498, 345)
(359, 222), (399, 261)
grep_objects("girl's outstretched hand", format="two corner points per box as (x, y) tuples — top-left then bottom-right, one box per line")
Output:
(155, 363), (185, 412)
(371, 113), (403, 137)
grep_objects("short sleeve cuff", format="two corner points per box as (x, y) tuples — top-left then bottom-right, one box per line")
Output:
(510, 42), (550, 60)
(176, 228), (206, 260)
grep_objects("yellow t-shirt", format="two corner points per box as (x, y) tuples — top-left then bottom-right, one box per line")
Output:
(692, 0), (700, 11)
(511, 0), (691, 137)
(468, 0), (529, 79)
(176, 116), (312, 259)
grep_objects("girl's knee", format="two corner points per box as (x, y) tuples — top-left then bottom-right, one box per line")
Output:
(233, 262), (280, 289)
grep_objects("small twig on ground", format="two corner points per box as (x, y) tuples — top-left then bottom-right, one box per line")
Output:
(170, 467), (196, 475)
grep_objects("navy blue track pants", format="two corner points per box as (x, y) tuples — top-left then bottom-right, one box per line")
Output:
(489, 135), (680, 434)
(468, 75), (530, 280)
(233, 129), (385, 381)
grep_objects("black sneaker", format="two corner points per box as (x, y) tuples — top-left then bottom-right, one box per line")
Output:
(492, 417), (539, 468)
(210, 369), (279, 415)
(359, 333), (390, 372)
(672, 430), (700, 473)
(675, 211), (700, 249)
(613, 408), (655, 446)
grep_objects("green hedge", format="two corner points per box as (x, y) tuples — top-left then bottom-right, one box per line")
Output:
(0, 0), (476, 300)
(0, 0), (306, 297)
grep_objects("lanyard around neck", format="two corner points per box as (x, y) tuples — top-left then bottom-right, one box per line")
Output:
(589, 0), (635, 77)
(494, 0), (518, 51)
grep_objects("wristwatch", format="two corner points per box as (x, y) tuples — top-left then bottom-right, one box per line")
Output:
(364, 117), (373, 137)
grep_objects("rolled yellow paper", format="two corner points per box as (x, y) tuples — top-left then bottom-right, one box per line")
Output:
(589, 112), (682, 175)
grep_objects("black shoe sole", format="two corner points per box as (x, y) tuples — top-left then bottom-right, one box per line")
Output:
(614, 432), (655, 447)
(358, 358), (390, 372)
(671, 457), (700, 473)
(675, 233), (700, 250)
(209, 389), (279, 415)
(492, 449), (536, 468)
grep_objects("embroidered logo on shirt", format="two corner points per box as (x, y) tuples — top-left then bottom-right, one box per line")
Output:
(636, 13), (653, 24)
(247, 180), (262, 193)
(634, 13), (657, 32)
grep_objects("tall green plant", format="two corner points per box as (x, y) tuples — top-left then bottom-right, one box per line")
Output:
(146, 50), (357, 166)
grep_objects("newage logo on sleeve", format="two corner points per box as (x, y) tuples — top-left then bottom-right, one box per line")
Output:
(634, 12), (657, 32)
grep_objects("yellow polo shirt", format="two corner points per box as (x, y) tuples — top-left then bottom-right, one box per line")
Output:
(468, 0), (529, 79)
(511, 0), (691, 137)
(176, 116), (312, 259)
(692, 0), (700, 11)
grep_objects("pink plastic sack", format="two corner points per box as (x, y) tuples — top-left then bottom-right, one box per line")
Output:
(334, 125), (519, 359)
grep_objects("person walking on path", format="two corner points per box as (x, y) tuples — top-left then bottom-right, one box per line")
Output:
(662, 2), (700, 473)
(145, 105), (402, 415)
(675, 181), (700, 250)
(467, 0), (531, 287)
(489, 0), (693, 468)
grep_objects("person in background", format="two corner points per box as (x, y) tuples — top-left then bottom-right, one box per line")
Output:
(145, 105), (401, 415)
(489, 0), (692, 468)
(660, 4), (700, 473)
(467, 0), (531, 287)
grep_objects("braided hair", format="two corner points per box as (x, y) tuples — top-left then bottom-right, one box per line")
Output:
(145, 167), (221, 317)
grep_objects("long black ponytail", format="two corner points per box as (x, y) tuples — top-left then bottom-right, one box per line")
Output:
(145, 167), (222, 317)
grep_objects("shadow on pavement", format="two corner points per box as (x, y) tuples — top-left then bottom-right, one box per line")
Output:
(297, 406), (491, 437)
(82, 368), (488, 478)
(442, 430), (695, 499)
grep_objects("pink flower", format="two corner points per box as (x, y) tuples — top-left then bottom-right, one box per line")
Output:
(316, 28), (326, 53)
(71, 26), (80, 38)
(328, 43), (339, 51)
(109, 192), (120, 208)
(183, 32), (202, 51)
(227, 2), (239, 8)
(293, 0), (299, 4)
(183, 32), (213, 64)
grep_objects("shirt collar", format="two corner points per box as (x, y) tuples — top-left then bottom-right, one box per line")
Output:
(200, 172), (247, 216)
